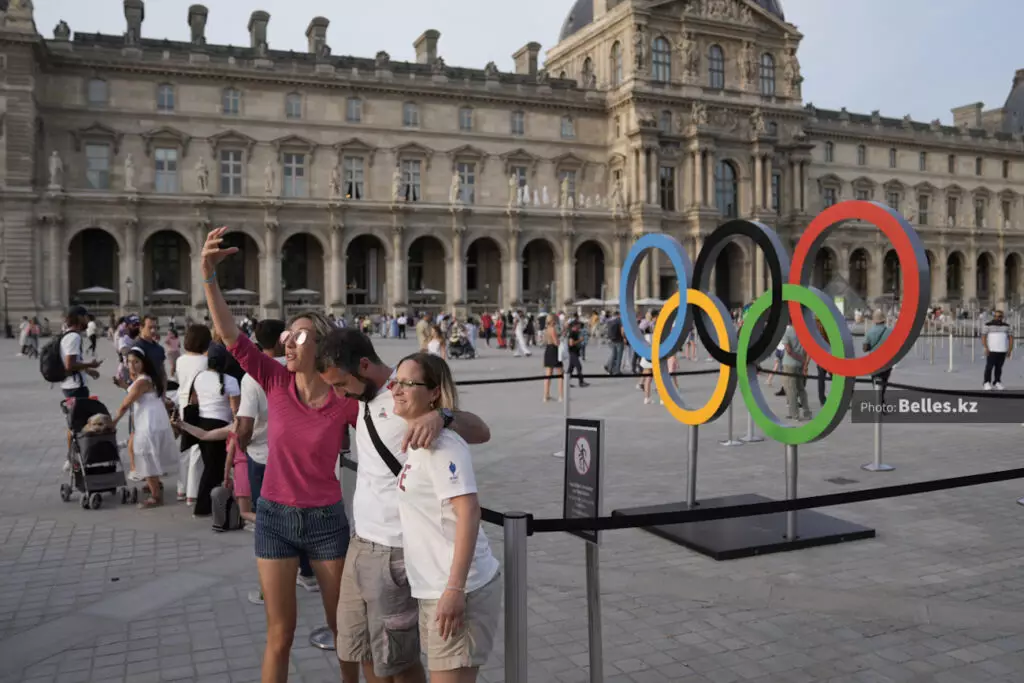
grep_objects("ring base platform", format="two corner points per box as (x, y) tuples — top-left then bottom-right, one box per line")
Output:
(611, 494), (876, 561)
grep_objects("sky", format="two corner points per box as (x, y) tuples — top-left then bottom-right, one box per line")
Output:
(27, 0), (1024, 124)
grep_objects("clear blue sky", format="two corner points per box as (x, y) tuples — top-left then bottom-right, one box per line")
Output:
(29, 0), (1024, 124)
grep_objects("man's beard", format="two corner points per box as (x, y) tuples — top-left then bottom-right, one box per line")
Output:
(350, 375), (379, 403)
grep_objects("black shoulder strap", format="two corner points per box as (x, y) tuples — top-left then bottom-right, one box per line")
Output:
(363, 402), (402, 476)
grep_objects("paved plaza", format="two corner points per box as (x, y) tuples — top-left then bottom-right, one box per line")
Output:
(3, 331), (1024, 683)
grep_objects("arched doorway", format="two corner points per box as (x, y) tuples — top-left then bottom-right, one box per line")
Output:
(408, 236), (446, 313)
(574, 241), (605, 300)
(143, 230), (190, 316)
(811, 248), (836, 290)
(346, 234), (387, 310)
(976, 252), (994, 305)
(924, 250), (938, 300)
(1006, 253), (1022, 308)
(713, 242), (745, 310)
(522, 239), (556, 310)
(281, 233), (325, 314)
(69, 228), (119, 306)
(849, 248), (869, 300)
(882, 250), (900, 299)
(946, 252), (964, 302)
(714, 160), (739, 219)
(466, 237), (502, 312)
(218, 232), (261, 313)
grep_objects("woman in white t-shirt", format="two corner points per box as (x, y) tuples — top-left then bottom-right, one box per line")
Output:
(392, 352), (500, 680)
(427, 324), (447, 359)
(176, 325), (212, 504)
(191, 344), (240, 517)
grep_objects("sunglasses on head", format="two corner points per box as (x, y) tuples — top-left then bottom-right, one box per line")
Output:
(279, 329), (310, 346)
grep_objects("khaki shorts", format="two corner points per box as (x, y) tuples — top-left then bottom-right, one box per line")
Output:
(418, 571), (502, 672)
(336, 536), (420, 678)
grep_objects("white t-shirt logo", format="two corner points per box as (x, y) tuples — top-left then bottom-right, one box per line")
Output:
(448, 461), (459, 483)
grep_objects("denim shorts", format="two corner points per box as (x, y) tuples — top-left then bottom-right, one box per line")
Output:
(254, 498), (350, 561)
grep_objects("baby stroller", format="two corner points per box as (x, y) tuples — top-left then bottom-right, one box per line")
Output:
(60, 397), (137, 510)
(448, 332), (476, 360)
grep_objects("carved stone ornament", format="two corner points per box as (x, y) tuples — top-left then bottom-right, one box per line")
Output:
(870, 110), (881, 126)
(449, 172), (461, 205)
(676, 32), (700, 82)
(195, 156), (209, 193)
(690, 101), (708, 126)
(48, 151), (64, 189)
(687, 0), (748, 22)
(54, 20), (71, 40)
(124, 154), (137, 192)
(432, 56), (446, 75)
(782, 47), (803, 96)
(633, 24), (647, 71)
(902, 114), (914, 129)
(375, 51), (391, 69)
(484, 61), (499, 79)
(536, 69), (550, 85)
(739, 41), (757, 90)
(749, 108), (767, 136)
(330, 166), (342, 198)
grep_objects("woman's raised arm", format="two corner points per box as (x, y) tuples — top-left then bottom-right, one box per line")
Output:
(201, 227), (242, 348)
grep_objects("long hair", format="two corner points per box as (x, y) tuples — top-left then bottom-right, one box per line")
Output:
(398, 352), (459, 412)
(127, 347), (165, 398)
(206, 348), (229, 395)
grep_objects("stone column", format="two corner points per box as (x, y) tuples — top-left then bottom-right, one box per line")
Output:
(867, 245), (884, 302)
(637, 148), (647, 206)
(46, 218), (62, 308)
(754, 251), (766, 297)
(705, 151), (715, 210)
(638, 234), (651, 299)
(651, 248), (662, 299)
(790, 160), (798, 214)
(995, 250), (1007, 308)
(330, 226), (345, 309)
(123, 219), (138, 307)
(965, 245), (978, 304)
(450, 227), (465, 313)
(506, 229), (522, 308)
(648, 147), (659, 207)
(932, 251), (947, 303)
(391, 226), (406, 312)
(753, 155), (763, 213)
(693, 150), (703, 206)
(263, 224), (280, 314)
(799, 161), (808, 212)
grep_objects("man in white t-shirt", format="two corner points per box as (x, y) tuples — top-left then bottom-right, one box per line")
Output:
(60, 306), (102, 399)
(982, 309), (1013, 390)
(317, 328), (491, 683)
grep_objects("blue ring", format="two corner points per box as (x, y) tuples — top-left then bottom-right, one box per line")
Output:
(619, 234), (692, 361)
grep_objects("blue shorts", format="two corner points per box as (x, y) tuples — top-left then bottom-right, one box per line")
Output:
(254, 498), (350, 561)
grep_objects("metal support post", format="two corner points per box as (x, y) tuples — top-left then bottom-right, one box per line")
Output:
(504, 512), (529, 683)
(685, 425), (698, 509)
(946, 331), (955, 373)
(740, 411), (764, 443)
(552, 364), (571, 458)
(719, 402), (743, 446)
(784, 444), (798, 541)
(585, 543), (604, 683)
(972, 334), (976, 364)
(861, 382), (894, 472)
(930, 331), (935, 365)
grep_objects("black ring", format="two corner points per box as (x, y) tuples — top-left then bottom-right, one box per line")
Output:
(690, 219), (789, 367)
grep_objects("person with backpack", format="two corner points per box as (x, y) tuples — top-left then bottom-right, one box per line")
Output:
(603, 310), (625, 375)
(42, 305), (102, 399)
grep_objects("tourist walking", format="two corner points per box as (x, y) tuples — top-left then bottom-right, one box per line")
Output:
(176, 324), (210, 505)
(58, 306), (101, 399)
(781, 322), (812, 421)
(566, 318), (588, 387)
(542, 317), (564, 402)
(603, 310), (624, 375)
(190, 348), (240, 517)
(982, 309), (1012, 390)
(863, 310), (892, 402)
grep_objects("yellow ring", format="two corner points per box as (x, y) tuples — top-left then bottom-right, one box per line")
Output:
(652, 289), (732, 425)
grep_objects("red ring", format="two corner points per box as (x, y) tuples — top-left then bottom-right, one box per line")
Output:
(789, 200), (921, 377)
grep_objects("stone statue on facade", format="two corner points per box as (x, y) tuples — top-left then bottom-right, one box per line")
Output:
(609, 178), (625, 217)
(195, 156), (209, 193)
(264, 161), (276, 195)
(560, 177), (570, 208)
(542, 185), (550, 205)
(533, 189), (539, 206)
(536, 69), (550, 85)
(375, 51), (390, 69)
(10, 0), (35, 13)
(449, 172), (461, 205)
(633, 25), (646, 71)
(53, 20), (70, 40)
(392, 166), (403, 202)
(508, 174), (518, 209)
(48, 151), (63, 189)
(690, 101), (708, 126)
(677, 32), (699, 81)
(484, 61), (499, 79)
(578, 193), (585, 209)
(783, 47), (803, 96)
(432, 56), (446, 75)
(581, 58), (595, 88)
(330, 165), (342, 198)
(124, 154), (136, 192)
(903, 200), (917, 223)
(750, 108), (767, 136)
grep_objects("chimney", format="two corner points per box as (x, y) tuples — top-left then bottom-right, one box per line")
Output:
(306, 16), (329, 54)
(513, 42), (541, 76)
(248, 10), (270, 50)
(123, 0), (145, 45)
(187, 5), (208, 45)
(414, 30), (440, 64)
(1015, 69), (1024, 90)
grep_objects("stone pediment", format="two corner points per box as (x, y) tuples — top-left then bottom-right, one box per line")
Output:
(209, 129), (257, 160)
(882, 178), (906, 192)
(816, 173), (842, 187)
(551, 152), (586, 168)
(334, 137), (377, 165)
(851, 176), (875, 189)
(272, 134), (316, 153)
(945, 183), (965, 195)
(141, 126), (191, 157)
(499, 148), (540, 176)
(914, 180), (938, 193)
(71, 122), (124, 154)
(393, 142), (434, 169)
(973, 186), (992, 198)
(447, 144), (488, 172)
(652, 0), (795, 36)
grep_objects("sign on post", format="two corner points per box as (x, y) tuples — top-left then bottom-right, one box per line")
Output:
(562, 418), (604, 545)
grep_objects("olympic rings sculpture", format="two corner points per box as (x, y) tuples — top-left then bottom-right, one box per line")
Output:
(618, 200), (930, 445)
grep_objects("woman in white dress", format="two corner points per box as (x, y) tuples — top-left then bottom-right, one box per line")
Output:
(112, 347), (177, 508)
(427, 324), (447, 359)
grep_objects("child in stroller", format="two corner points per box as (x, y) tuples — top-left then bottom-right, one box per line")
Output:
(447, 325), (476, 360)
(60, 397), (136, 509)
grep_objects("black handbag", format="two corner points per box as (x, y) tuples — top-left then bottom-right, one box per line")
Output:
(178, 374), (202, 452)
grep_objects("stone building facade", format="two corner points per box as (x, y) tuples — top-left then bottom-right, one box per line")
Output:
(2, 0), (1024, 323)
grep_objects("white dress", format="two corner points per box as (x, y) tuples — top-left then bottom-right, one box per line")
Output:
(130, 375), (177, 478)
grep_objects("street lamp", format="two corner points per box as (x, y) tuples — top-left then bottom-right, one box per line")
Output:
(125, 276), (133, 312)
(1, 276), (10, 339)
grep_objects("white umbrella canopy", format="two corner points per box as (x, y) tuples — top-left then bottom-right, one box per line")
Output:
(602, 298), (619, 307)
(151, 288), (187, 296)
(636, 297), (666, 307)
(572, 298), (604, 307)
(287, 288), (320, 297)
(223, 288), (257, 297)
(78, 286), (116, 295)
(412, 288), (444, 296)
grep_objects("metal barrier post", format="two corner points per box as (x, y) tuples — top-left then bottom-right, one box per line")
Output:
(972, 333), (976, 364)
(861, 383), (894, 472)
(930, 332), (935, 365)
(585, 543), (604, 683)
(784, 444), (798, 540)
(552, 364), (571, 459)
(946, 331), (955, 373)
(719, 402), (743, 447)
(686, 425), (698, 508)
(740, 411), (764, 443)
(504, 512), (529, 683)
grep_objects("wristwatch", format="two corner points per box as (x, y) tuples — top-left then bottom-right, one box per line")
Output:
(439, 407), (455, 429)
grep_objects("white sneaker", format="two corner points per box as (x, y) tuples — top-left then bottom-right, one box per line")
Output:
(296, 574), (320, 593)
(636, 383), (643, 391)
(984, 382), (992, 390)
(644, 397), (653, 405)
(247, 590), (264, 605)
(995, 382), (1005, 390)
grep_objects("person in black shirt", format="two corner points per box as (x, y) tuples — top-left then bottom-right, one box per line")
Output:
(567, 318), (589, 387)
(134, 314), (167, 391)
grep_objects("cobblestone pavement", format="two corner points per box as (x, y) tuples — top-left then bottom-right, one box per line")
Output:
(3, 332), (1024, 682)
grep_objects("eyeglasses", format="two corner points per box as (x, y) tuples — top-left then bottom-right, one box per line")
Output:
(279, 329), (310, 346)
(390, 379), (429, 389)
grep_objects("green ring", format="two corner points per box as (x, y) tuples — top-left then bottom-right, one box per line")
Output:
(737, 284), (850, 445)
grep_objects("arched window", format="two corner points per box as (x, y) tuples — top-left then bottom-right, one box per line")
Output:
(715, 160), (738, 218)
(659, 110), (672, 134)
(285, 92), (302, 119)
(759, 53), (775, 96)
(582, 56), (593, 77)
(652, 37), (671, 83)
(708, 45), (725, 89)
(611, 42), (623, 86)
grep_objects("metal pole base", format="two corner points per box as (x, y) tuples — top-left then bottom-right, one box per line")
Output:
(309, 626), (335, 650)
(740, 434), (764, 443)
(1016, 497), (1024, 507)
(719, 438), (744, 447)
(552, 450), (565, 458)
(861, 463), (895, 472)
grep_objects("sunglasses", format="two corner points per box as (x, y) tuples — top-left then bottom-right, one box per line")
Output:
(279, 329), (310, 346)
(390, 379), (429, 390)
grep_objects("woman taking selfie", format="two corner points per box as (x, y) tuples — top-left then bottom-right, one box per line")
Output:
(199, 227), (357, 683)
(392, 352), (500, 682)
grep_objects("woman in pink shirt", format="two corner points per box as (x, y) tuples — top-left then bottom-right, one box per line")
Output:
(201, 227), (358, 683)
